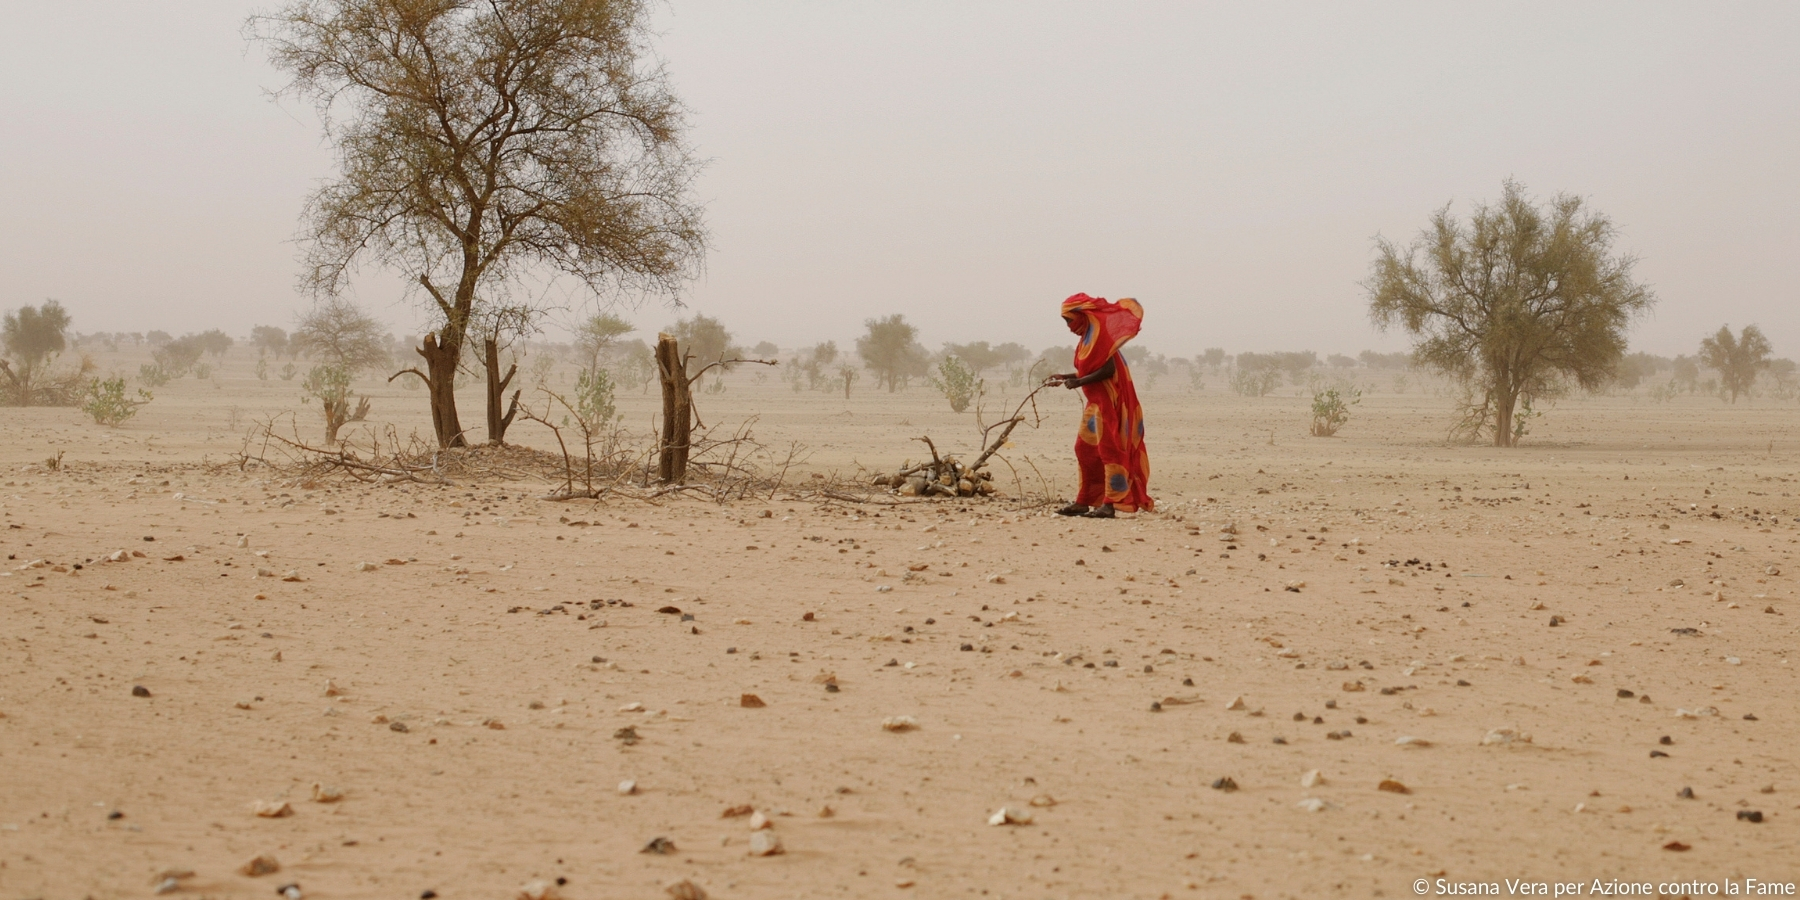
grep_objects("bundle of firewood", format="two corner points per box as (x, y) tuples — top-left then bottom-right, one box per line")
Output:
(871, 438), (1000, 498)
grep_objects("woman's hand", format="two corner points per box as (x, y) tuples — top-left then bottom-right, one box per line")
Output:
(1046, 373), (1079, 390)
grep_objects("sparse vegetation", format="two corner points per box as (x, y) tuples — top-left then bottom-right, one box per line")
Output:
(301, 363), (370, 444)
(858, 315), (930, 392)
(931, 355), (979, 413)
(2, 300), (85, 406)
(1309, 387), (1361, 437)
(80, 376), (152, 426)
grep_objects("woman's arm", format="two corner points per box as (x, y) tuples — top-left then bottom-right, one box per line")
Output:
(1055, 356), (1116, 389)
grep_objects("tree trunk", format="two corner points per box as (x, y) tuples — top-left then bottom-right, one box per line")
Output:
(656, 333), (692, 484)
(483, 338), (519, 445)
(1494, 389), (1516, 448)
(420, 333), (467, 448)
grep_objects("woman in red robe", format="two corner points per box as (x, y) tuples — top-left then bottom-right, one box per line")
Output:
(1046, 293), (1153, 518)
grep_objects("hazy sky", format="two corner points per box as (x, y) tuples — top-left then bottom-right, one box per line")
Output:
(3, 2), (1795, 359)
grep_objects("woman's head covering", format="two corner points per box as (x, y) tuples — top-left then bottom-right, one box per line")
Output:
(1060, 293), (1144, 376)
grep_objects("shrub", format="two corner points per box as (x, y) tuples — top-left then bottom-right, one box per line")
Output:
(138, 363), (172, 387)
(301, 364), (369, 443)
(81, 376), (152, 425)
(572, 367), (616, 431)
(1309, 387), (1361, 437)
(1229, 368), (1278, 397)
(930, 356), (978, 413)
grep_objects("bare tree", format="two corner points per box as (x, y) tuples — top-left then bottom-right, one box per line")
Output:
(1699, 324), (1772, 403)
(1367, 180), (1654, 446)
(294, 298), (391, 374)
(250, 0), (706, 448)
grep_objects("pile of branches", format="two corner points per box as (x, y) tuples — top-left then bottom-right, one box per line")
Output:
(869, 383), (1052, 501)
(235, 414), (454, 485)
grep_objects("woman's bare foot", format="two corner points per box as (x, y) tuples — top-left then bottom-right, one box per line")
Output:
(1082, 504), (1116, 519)
(1056, 503), (1090, 516)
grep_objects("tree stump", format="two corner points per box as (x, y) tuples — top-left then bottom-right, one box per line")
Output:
(656, 333), (693, 483)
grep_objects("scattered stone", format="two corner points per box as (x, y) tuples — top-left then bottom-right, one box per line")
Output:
(1662, 841), (1690, 852)
(1210, 777), (1238, 792)
(1341, 681), (1365, 692)
(721, 805), (754, 818)
(1226, 731), (1245, 744)
(388, 721), (409, 733)
(278, 884), (303, 900)
(882, 716), (919, 732)
(1300, 769), (1324, 788)
(665, 880), (708, 900)
(614, 726), (640, 745)
(748, 831), (785, 855)
(748, 810), (771, 830)
(239, 854), (281, 877)
(1226, 696), (1246, 710)
(355, 561), (378, 572)
(309, 783), (344, 803)
(1295, 797), (1329, 812)
(1378, 779), (1411, 794)
(1394, 736), (1431, 747)
(250, 800), (294, 818)
(987, 806), (1033, 826)
(740, 693), (766, 708)
(618, 780), (637, 796)
(1029, 794), (1058, 807)
(1616, 689), (1635, 698)
(132, 685), (151, 698)
(516, 879), (561, 900)
(151, 870), (194, 894)
(1677, 787), (1694, 799)
(641, 836), (677, 855)
(1481, 729), (1530, 746)
(1737, 810), (1764, 823)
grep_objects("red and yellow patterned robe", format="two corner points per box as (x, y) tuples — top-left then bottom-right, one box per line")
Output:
(1060, 293), (1153, 513)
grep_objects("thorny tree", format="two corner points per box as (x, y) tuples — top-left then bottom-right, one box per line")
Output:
(1367, 180), (1654, 447)
(250, 0), (706, 448)
(1698, 324), (1772, 404)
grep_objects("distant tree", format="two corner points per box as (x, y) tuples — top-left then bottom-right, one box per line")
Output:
(152, 335), (206, 378)
(667, 314), (741, 373)
(252, 325), (290, 359)
(1671, 355), (1700, 391)
(1699, 324), (1773, 403)
(752, 340), (779, 358)
(1367, 180), (1654, 446)
(1358, 350), (1412, 369)
(146, 330), (173, 347)
(1199, 347), (1227, 370)
(195, 329), (234, 359)
(293, 298), (390, 375)
(858, 314), (930, 392)
(944, 341), (1007, 375)
(574, 312), (635, 374)
(1, 300), (74, 406)
(250, 0), (706, 448)
(1327, 353), (1357, 368)
(1611, 351), (1666, 389)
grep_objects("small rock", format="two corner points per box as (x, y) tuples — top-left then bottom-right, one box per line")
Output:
(614, 726), (640, 745)
(1677, 787), (1694, 799)
(740, 694), (766, 708)
(1394, 736), (1431, 747)
(1226, 731), (1245, 744)
(309, 783), (344, 803)
(356, 561), (378, 572)
(1029, 794), (1058, 807)
(278, 884), (303, 900)
(516, 879), (561, 900)
(641, 836), (677, 855)
(618, 780), (637, 796)
(882, 716), (919, 732)
(132, 685), (152, 698)
(1737, 810), (1764, 823)
(250, 800), (294, 818)
(721, 804), (753, 818)
(1662, 841), (1690, 852)
(987, 806), (1033, 826)
(1226, 695), (1246, 710)
(1300, 769), (1324, 788)
(748, 810), (771, 830)
(1481, 729), (1530, 746)
(239, 854), (281, 877)
(665, 880), (709, 900)
(1295, 797), (1328, 812)
(389, 721), (409, 733)
(748, 831), (785, 856)
(1341, 681), (1365, 692)
(1378, 779), (1411, 794)
(1211, 777), (1238, 792)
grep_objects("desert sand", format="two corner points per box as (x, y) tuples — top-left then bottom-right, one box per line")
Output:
(1, 349), (1796, 900)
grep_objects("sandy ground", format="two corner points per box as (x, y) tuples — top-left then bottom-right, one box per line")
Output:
(2, 350), (1798, 900)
